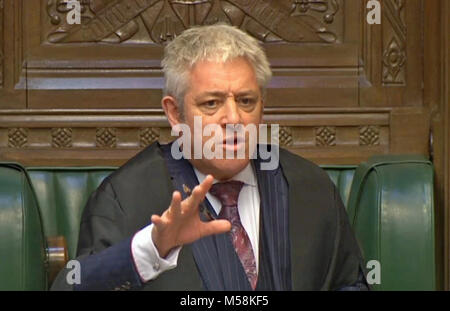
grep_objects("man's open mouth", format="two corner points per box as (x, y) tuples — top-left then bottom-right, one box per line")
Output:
(222, 135), (245, 151)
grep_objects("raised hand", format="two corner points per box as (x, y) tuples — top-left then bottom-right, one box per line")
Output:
(150, 175), (231, 258)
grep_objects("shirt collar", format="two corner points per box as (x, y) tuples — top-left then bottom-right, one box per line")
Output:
(193, 162), (257, 187)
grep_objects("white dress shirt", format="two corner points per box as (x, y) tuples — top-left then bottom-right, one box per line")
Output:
(131, 163), (260, 282)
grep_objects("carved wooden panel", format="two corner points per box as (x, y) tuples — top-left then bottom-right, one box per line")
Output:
(382, 0), (406, 86)
(24, 0), (356, 109)
(360, 0), (422, 107)
(0, 107), (429, 166)
(0, 0), (431, 166)
(43, 0), (344, 44)
(0, 0), (26, 108)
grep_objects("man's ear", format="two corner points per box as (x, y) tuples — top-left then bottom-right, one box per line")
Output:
(162, 96), (182, 127)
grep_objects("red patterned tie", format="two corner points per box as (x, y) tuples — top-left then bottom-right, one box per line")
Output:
(210, 181), (258, 289)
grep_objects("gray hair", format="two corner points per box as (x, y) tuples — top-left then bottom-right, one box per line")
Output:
(161, 24), (272, 114)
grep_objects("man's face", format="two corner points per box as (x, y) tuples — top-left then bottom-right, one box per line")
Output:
(179, 57), (263, 180)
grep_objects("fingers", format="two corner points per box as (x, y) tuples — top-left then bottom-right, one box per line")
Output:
(186, 175), (214, 209)
(201, 219), (232, 237)
(152, 191), (182, 227)
(168, 191), (182, 216)
(150, 214), (162, 226)
(153, 176), (215, 228)
(201, 174), (215, 191)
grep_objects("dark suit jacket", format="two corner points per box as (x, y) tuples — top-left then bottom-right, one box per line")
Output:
(51, 142), (366, 291)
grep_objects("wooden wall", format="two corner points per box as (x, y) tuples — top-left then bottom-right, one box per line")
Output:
(423, 0), (450, 291)
(446, 0), (450, 291)
(0, 0), (430, 166)
(438, 0), (450, 291)
(0, 0), (448, 288)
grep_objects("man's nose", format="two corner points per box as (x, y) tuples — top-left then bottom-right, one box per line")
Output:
(222, 96), (240, 125)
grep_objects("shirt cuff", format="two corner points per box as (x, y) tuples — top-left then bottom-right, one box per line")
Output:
(131, 224), (181, 283)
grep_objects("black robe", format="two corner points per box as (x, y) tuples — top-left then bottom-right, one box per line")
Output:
(51, 142), (366, 291)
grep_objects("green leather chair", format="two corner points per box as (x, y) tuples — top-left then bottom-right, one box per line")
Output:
(321, 165), (356, 209)
(347, 155), (436, 290)
(26, 167), (116, 260)
(0, 164), (47, 290)
(0, 155), (437, 290)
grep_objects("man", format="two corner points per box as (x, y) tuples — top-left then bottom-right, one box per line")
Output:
(52, 24), (367, 291)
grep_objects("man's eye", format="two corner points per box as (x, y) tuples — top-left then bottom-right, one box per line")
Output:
(238, 98), (256, 106)
(202, 100), (217, 108)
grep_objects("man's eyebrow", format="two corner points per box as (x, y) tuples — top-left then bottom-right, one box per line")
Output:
(195, 91), (228, 100)
(195, 90), (259, 100)
(234, 90), (259, 97)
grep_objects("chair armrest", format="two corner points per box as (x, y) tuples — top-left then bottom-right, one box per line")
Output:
(47, 236), (68, 285)
(347, 155), (436, 290)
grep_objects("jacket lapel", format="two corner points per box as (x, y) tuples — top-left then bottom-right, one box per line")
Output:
(160, 143), (294, 291)
(172, 169), (227, 291)
(161, 144), (251, 290)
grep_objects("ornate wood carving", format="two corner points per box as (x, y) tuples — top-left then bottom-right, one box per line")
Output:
(279, 126), (293, 147)
(43, 0), (343, 44)
(359, 125), (380, 146)
(291, 0), (339, 22)
(140, 127), (160, 147)
(8, 128), (28, 148)
(25, 0), (354, 109)
(52, 128), (73, 148)
(382, 0), (406, 85)
(96, 127), (117, 148)
(1, 107), (428, 166)
(315, 126), (336, 146)
(0, 1), (430, 168)
(360, 0), (422, 107)
(5, 125), (387, 149)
